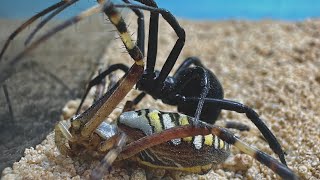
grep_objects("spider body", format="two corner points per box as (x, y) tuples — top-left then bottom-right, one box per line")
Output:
(136, 60), (224, 123)
(118, 109), (230, 174)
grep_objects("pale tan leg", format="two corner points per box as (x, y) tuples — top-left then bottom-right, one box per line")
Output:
(91, 133), (127, 180)
(54, 120), (75, 156)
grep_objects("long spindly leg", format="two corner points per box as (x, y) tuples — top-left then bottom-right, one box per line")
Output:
(94, 69), (107, 103)
(123, 0), (145, 55)
(114, 3), (185, 86)
(119, 122), (298, 180)
(0, 1), (145, 138)
(224, 121), (250, 131)
(2, 84), (14, 121)
(25, 0), (80, 45)
(177, 96), (287, 166)
(0, 5), (103, 86)
(77, 1), (145, 138)
(76, 0), (146, 114)
(0, 1), (67, 61)
(0, 1), (144, 134)
(122, 92), (146, 112)
(133, 0), (159, 74)
(76, 63), (129, 114)
(55, 119), (75, 156)
(91, 132), (127, 180)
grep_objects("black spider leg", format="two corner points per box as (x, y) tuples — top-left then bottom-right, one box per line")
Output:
(76, 64), (129, 114)
(224, 121), (250, 131)
(2, 83), (14, 122)
(114, 3), (194, 116)
(119, 2), (185, 86)
(176, 96), (287, 165)
(0, 1), (67, 61)
(93, 69), (107, 103)
(25, 0), (79, 45)
(112, 1), (159, 112)
(133, 0), (158, 74)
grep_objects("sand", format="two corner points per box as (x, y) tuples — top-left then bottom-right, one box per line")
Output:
(1, 15), (320, 180)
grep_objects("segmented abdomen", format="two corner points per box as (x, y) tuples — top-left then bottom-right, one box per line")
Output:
(118, 109), (230, 173)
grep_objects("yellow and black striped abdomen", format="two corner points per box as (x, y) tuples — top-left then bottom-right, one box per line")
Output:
(118, 109), (230, 174)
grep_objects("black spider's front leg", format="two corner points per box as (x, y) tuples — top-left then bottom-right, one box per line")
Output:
(176, 96), (287, 165)
(126, 3), (185, 95)
(134, 0), (159, 74)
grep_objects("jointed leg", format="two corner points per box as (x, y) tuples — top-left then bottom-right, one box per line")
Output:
(76, 63), (129, 114)
(120, 122), (297, 180)
(115, 2), (185, 86)
(176, 96), (287, 165)
(77, 0), (146, 114)
(122, 92), (146, 112)
(0, 5), (103, 86)
(134, 0), (159, 74)
(224, 121), (250, 131)
(78, 1), (145, 137)
(3, 84), (14, 121)
(123, 0), (145, 55)
(25, 0), (80, 45)
(0, 1), (67, 61)
(93, 69), (107, 103)
(91, 132), (127, 180)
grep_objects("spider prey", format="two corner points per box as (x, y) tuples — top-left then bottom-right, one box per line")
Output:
(0, 0), (298, 179)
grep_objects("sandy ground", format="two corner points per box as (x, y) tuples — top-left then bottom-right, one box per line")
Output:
(1, 15), (320, 180)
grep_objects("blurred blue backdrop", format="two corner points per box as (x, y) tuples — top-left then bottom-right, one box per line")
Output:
(0, 0), (319, 21)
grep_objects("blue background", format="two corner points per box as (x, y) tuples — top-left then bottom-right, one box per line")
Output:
(0, 0), (319, 21)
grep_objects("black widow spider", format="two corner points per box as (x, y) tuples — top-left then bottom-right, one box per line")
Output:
(75, 0), (288, 167)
